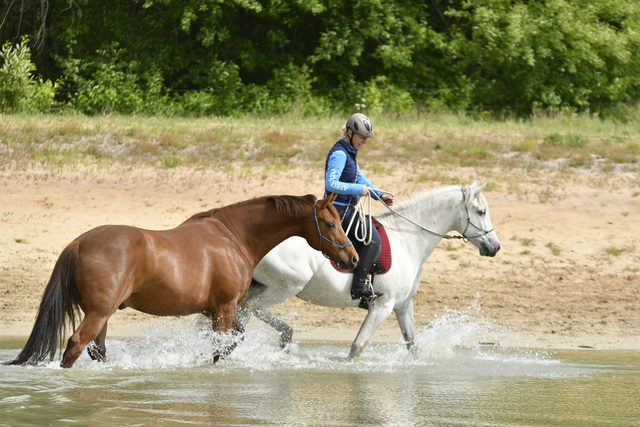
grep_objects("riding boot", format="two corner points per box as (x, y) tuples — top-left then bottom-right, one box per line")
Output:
(350, 241), (383, 300)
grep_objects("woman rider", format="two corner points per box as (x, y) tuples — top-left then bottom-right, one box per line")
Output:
(324, 113), (395, 300)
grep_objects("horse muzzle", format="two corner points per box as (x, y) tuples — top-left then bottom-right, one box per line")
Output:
(339, 253), (359, 270)
(479, 242), (500, 257)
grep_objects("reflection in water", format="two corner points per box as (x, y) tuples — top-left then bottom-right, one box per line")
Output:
(1, 315), (639, 426)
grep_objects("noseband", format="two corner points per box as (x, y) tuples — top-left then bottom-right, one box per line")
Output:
(314, 200), (353, 265)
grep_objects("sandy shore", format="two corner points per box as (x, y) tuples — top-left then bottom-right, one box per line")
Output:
(1, 165), (639, 350)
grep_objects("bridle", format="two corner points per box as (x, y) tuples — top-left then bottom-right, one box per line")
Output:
(456, 187), (494, 242)
(314, 200), (354, 264)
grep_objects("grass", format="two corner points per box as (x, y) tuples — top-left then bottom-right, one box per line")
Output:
(162, 155), (182, 168)
(520, 238), (534, 247)
(1, 110), (639, 178)
(605, 246), (625, 256)
(546, 243), (562, 256)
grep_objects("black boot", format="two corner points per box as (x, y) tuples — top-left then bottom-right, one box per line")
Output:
(350, 242), (383, 300)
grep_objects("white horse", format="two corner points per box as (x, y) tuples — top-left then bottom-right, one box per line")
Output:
(238, 179), (501, 360)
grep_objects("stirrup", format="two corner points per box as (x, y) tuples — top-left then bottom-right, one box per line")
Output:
(350, 276), (380, 300)
(356, 276), (383, 309)
(358, 292), (383, 310)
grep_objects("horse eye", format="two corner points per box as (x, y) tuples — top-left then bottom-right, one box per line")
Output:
(326, 222), (335, 230)
(478, 209), (486, 217)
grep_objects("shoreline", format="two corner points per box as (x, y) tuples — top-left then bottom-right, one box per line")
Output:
(3, 317), (639, 351)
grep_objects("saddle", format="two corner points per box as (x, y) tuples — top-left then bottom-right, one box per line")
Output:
(331, 218), (392, 275)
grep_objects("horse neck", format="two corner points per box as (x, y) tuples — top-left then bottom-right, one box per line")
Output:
(219, 202), (310, 264)
(385, 186), (463, 263)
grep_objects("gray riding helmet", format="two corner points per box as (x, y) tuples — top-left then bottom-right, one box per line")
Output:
(346, 113), (373, 138)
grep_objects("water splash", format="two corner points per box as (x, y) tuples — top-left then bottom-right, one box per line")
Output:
(6, 297), (555, 374)
(74, 316), (245, 370)
(410, 294), (556, 374)
(416, 295), (509, 358)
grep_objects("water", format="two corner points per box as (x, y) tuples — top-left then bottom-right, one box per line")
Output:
(1, 316), (639, 426)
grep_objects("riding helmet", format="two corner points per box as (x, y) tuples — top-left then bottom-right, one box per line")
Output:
(346, 113), (373, 138)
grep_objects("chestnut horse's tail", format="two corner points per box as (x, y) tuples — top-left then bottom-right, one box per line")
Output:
(8, 242), (81, 366)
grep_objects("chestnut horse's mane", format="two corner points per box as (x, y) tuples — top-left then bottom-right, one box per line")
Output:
(185, 194), (317, 222)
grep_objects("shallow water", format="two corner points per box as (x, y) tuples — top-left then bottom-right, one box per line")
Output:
(1, 318), (639, 427)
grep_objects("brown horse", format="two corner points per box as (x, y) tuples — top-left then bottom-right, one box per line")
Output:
(9, 193), (358, 368)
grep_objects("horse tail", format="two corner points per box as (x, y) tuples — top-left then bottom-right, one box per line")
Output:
(8, 241), (81, 366)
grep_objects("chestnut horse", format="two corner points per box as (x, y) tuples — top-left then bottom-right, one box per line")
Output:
(9, 193), (358, 368)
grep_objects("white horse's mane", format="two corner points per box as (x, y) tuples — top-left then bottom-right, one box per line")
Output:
(376, 184), (488, 225)
(376, 185), (459, 221)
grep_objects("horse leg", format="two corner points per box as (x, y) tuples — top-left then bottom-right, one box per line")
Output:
(253, 308), (294, 349)
(210, 303), (243, 363)
(236, 279), (269, 326)
(235, 303), (253, 326)
(61, 312), (110, 368)
(87, 322), (108, 362)
(232, 316), (245, 336)
(347, 304), (394, 361)
(394, 300), (418, 355)
(239, 277), (305, 347)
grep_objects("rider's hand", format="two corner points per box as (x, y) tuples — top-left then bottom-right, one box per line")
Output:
(361, 185), (370, 196)
(381, 193), (395, 206)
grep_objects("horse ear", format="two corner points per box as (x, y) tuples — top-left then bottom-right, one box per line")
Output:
(473, 182), (487, 199)
(316, 193), (336, 210)
(470, 178), (480, 188)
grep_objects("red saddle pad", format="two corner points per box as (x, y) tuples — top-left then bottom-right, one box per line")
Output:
(330, 218), (392, 275)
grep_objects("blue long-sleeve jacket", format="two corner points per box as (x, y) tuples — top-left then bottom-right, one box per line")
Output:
(324, 139), (382, 207)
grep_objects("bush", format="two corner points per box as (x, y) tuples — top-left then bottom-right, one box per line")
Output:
(263, 64), (330, 116)
(0, 39), (56, 113)
(61, 44), (168, 114)
(364, 76), (414, 115)
(178, 61), (243, 116)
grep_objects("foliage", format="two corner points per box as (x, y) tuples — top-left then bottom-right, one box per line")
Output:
(364, 76), (414, 115)
(1, 0), (639, 116)
(0, 39), (56, 112)
(59, 44), (168, 114)
(448, 0), (640, 114)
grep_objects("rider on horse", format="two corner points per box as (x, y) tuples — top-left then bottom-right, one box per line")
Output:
(324, 113), (395, 300)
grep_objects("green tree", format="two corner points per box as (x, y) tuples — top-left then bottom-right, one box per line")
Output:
(448, 0), (640, 114)
(1, 0), (639, 115)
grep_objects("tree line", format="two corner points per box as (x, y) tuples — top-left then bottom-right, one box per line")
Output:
(1, 0), (639, 116)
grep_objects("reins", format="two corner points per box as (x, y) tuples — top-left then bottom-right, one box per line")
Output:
(344, 190), (375, 245)
(361, 187), (494, 242)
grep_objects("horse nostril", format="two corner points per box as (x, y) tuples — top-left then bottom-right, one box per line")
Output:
(352, 255), (359, 266)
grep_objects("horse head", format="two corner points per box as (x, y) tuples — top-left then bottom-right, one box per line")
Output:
(311, 193), (359, 270)
(458, 179), (501, 257)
